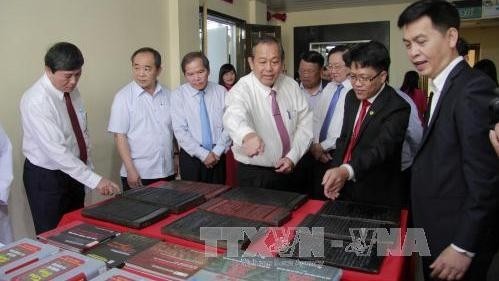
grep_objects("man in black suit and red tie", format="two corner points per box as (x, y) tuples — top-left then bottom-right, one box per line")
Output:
(398, 1), (499, 280)
(322, 41), (410, 208)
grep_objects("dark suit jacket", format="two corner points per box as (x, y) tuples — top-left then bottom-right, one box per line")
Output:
(411, 61), (499, 262)
(332, 84), (410, 207)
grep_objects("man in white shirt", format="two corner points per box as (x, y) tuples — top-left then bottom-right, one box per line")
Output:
(0, 123), (13, 244)
(223, 36), (313, 192)
(298, 50), (326, 110)
(21, 42), (119, 234)
(295, 50), (328, 195)
(309, 46), (352, 199)
(108, 48), (175, 191)
(171, 52), (230, 184)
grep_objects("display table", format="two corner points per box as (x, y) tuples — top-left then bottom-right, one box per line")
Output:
(58, 196), (408, 281)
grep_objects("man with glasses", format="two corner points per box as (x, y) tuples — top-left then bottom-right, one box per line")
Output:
(308, 46), (352, 199)
(322, 41), (410, 208)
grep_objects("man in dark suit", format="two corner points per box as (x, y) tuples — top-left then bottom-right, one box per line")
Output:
(398, 1), (499, 280)
(322, 41), (410, 208)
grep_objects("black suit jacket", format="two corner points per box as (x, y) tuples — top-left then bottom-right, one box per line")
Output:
(332, 84), (410, 207)
(411, 61), (499, 260)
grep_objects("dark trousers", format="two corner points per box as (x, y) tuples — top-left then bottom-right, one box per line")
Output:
(120, 175), (176, 192)
(236, 162), (301, 193)
(179, 149), (225, 184)
(295, 151), (333, 199)
(23, 159), (85, 234)
(401, 167), (411, 209)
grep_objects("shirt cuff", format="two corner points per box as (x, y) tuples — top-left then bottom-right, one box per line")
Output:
(197, 147), (210, 162)
(451, 244), (475, 258)
(340, 164), (355, 180)
(212, 145), (225, 157)
(0, 189), (8, 205)
(320, 140), (334, 151)
(285, 149), (299, 166)
(85, 173), (103, 189)
(235, 128), (256, 146)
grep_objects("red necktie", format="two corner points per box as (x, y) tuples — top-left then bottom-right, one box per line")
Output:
(343, 100), (371, 163)
(270, 90), (291, 157)
(64, 92), (88, 163)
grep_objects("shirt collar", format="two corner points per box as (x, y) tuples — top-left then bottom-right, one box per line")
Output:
(342, 78), (352, 89)
(300, 81), (323, 96)
(131, 80), (162, 97)
(250, 72), (284, 96)
(186, 82), (208, 97)
(42, 73), (66, 101)
(431, 56), (463, 94)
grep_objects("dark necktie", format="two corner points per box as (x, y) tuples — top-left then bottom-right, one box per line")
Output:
(343, 99), (371, 163)
(270, 90), (291, 157)
(423, 91), (434, 130)
(199, 91), (213, 150)
(319, 84), (343, 142)
(64, 92), (87, 163)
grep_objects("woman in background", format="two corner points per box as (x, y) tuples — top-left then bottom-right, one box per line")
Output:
(218, 63), (238, 91)
(218, 63), (238, 186)
(400, 70), (427, 122)
(473, 59), (498, 87)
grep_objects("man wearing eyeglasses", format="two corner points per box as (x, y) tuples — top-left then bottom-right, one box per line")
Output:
(308, 46), (352, 199)
(322, 41), (410, 208)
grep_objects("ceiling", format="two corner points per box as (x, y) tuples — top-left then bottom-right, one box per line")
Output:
(266, 0), (414, 12)
(266, 0), (499, 27)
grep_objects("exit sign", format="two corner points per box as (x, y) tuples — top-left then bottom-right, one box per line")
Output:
(453, 0), (483, 19)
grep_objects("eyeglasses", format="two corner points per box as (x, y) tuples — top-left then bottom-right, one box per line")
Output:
(326, 64), (346, 70)
(350, 71), (383, 84)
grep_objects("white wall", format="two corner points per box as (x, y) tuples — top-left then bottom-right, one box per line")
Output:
(0, 0), (166, 239)
(461, 25), (499, 80)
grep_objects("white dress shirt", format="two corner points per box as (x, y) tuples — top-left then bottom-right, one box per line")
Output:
(20, 74), (101, 188)
(224, 72), (313, 166)
(313, 79), (352, 151)
(108, 81), (174, 178)
(0, 124), (13, 204)
(428, 56), (464, 123)
(171, 81), (231, 161)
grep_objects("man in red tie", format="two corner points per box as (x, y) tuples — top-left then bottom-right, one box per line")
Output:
(20, 42), (119, 234)
(223, 36), (313, 192)
(322, 41), (410, 208)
